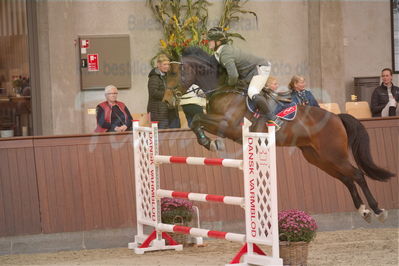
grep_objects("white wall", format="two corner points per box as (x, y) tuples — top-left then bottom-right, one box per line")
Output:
(342, 1), (394, 104)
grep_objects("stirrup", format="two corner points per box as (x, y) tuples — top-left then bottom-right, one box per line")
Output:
(267, 120), (281, 131)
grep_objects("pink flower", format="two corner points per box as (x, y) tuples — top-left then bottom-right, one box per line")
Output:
(278, 209), (318, 242)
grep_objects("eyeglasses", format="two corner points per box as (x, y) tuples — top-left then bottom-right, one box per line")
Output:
(106, 93), (118, 95)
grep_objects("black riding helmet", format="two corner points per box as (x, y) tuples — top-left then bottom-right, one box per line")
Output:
(207, 27), (228, 43)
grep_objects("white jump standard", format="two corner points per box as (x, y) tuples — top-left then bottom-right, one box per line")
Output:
(128, 119), (283, 265)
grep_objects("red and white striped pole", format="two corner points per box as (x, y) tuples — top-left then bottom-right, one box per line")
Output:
(157, 223), (246, 243)
(157, 189), (244, 207)
(155, 155), (243, 169)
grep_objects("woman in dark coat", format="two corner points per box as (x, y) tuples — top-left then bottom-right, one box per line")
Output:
(147, 54), (171, 129)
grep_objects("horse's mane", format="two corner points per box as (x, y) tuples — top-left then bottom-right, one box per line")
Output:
(181, 46), (218, 71)
(181, 46), (225, 91)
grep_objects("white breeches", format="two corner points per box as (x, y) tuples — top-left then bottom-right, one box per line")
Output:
(247, 65), (271, 99)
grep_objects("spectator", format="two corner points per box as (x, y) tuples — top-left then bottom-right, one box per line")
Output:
(289, 75), (320, 107)
(180, 84), (206, 128)
(147, 54), (180, 129)
(95, 85), (133, 132)
(370, 68), (399, 117)
(266, 76), (279, 91)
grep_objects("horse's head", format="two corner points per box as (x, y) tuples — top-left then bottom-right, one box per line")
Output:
(166, 61), (190, 96)
(164, 47), (222, 106)
(162, 61), (187, 107)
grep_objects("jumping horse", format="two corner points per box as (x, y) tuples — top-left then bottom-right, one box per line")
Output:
(165, 47), (394, 222)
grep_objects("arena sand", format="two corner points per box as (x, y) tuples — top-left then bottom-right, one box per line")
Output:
(0, 227), (397, 266)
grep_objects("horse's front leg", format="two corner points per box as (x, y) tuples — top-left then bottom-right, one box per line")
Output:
(191, 113), (239, 151)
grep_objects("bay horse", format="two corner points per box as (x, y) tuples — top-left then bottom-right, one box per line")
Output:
(166, 47), (395, 223)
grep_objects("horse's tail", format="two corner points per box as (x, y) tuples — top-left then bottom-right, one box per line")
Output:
(338, 113), (394, 181)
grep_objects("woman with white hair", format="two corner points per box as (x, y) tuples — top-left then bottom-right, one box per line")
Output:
(95, 85), (133, 132)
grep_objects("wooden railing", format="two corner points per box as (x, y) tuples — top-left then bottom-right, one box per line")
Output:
(0, 117), (398, 237)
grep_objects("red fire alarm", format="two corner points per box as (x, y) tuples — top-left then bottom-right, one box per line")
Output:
(87, 54), (99, 72)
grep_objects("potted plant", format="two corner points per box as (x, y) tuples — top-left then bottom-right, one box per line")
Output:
(161, 197), (194, 244)
(161, 197), (194, 225)
(278, 209), (318, 265)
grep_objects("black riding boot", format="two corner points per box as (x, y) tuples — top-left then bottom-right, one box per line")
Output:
(252, 94), (281, 129)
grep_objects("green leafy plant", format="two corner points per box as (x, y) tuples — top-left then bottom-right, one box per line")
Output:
(278, 210), (318, 243)
(148, 0), (211, 61)
(147, 0), (257, 61)
(12, 76), (29, 89)
(218, 0), (258, 41)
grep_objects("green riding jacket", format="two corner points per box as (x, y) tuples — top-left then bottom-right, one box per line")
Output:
(216, 44), (270, 86)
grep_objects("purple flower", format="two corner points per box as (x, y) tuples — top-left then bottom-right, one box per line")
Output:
(278, 209), (318, 242)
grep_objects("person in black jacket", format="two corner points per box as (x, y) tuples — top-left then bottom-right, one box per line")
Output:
(147, 54), (175, 129)
(371, 68), (399, 117)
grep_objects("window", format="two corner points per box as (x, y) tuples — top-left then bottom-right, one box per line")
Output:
(0, 0), (31, 137)
(392, 0), (399, 73)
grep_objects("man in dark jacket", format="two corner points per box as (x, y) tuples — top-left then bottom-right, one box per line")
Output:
(371, 68), (399, 117)
(147, 54), (180, 129)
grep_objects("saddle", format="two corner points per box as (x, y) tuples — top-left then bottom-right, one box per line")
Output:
(247, 88), (298, 122)
(262, 88), (292, 103)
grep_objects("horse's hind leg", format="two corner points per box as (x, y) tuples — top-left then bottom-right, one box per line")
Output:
(353, 173), (388, 222)
(300, 146), (374, 223)
(335, 164), (387, 222)
(326, 158), (387, 221)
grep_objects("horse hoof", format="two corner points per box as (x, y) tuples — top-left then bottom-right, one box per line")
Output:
(210, 139), (225, 152)
(198, 138), (211, 150)
(210, 141), (218, 152)
(358, 205), (372, 223)
(215, 139), (225, 151)
(376, 209), (388, 223)
(362, 211), (372, 223)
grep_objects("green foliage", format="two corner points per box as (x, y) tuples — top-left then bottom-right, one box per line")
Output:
(218, 0), (258, 41)
(147, 0), (257, 61)
(161, 208), (194, 225)
(147, 0), (211, 61)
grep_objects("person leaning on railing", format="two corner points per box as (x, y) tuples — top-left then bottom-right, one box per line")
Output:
(289, 75), (320, 107)
(370, 68), (399, 117)
(95, 85), (133, 132)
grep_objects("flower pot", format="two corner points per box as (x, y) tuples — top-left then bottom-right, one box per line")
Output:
(279, 241), (309, 265)
(168, 216), (190, 246)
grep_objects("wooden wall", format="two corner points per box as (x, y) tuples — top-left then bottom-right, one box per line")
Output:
(0, 118), (398, 237)
(34, 134), (137, 233)
(0, 138), (40, 236)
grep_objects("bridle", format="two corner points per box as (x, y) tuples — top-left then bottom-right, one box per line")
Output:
(169, 61), (191, 98)
(168, 59), (216, 99)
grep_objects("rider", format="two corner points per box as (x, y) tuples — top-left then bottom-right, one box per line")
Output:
(206, 27), (280, 128)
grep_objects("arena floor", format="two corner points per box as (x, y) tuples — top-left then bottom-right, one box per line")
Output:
(0, 228), (397, 265)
